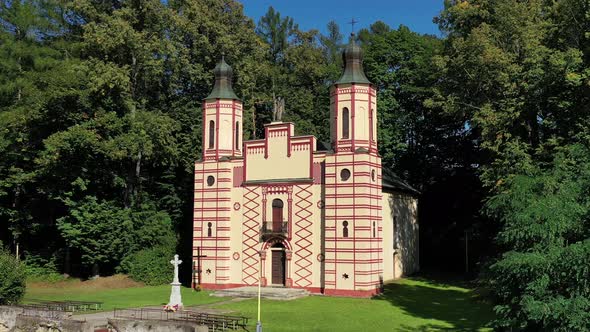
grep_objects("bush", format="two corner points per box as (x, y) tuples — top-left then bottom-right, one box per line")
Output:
(0, 247), (26, 304)
(119, 245), (175, 285)
(23, 254), (65, 283)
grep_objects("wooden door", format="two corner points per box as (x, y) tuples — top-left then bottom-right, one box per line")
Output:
(271, 250), (285, 285)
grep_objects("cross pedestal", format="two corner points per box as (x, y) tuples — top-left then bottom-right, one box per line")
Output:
(168, 254), (183, 309)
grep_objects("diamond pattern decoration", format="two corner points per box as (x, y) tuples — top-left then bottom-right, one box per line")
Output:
(293, 184), (314, 287)
(242, 186), (260, 285)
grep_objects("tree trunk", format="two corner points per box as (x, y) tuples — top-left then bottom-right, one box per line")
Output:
(91, 263), (100, 279)
(64, 247), (71, 277)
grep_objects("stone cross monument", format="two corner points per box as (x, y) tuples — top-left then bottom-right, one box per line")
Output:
(167, 254), (183, 309)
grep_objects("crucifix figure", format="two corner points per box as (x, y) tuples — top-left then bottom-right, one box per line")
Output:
(193, 247), (207, 290)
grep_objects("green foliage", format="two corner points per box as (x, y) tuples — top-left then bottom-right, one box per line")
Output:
(256, 6), (298, 63)
(23, 253), (65, 282)
(57, 197), (175, 274)
(485, 143), (590, 331)
(435, 0), (590, 190)
(0, 247), (26, 305)
(119, 245), (175, 285)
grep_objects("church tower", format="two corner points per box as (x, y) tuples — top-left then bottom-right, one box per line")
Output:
(324, 35), (383, 296)
(202, 56), (243, 160)
(193, 56), (243, 289)
(330, 35), (377, 154)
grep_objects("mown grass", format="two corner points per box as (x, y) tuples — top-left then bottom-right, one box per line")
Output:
(24, 276), (494, 331)
(24, 283), (224, 311)
(211, 278), (494, 332)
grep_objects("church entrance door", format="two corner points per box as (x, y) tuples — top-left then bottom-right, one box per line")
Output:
(271, 250), (286, 285)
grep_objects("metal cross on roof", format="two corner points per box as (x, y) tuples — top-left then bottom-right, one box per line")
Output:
(348, 18), (359, 34)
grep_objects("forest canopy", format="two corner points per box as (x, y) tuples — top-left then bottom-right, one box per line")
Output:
(1, 0), (589, 330)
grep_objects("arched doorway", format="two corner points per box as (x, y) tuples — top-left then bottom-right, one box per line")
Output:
(270, 242), (286, 286)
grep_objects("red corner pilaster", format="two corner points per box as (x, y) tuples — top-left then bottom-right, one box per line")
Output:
(351, 84), (356, 152)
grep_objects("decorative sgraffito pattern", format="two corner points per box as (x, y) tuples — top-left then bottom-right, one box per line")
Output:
(242, 186), (260, 285)
(293, 184), (313, 287)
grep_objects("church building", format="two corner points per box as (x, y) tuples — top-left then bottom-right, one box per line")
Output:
(192, 38), (419, 297)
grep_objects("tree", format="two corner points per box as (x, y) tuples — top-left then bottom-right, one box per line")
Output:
(320, 20), (343, 80)
(255, 6), (297, 63)
(436, 0), (590, 329)
(485, 142), (590, 331)
(57, 196), (174, 276)
(0, 245), (26, 304)
(434, 0), (589, 190)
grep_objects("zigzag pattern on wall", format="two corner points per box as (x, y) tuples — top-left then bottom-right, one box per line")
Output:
(242, 186), (260, 285)
(294, 184), (313, 287)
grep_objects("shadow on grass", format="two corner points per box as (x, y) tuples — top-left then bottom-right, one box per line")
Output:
(374, 279), (493, 331)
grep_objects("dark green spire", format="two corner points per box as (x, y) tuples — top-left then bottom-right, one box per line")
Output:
(206, 55), (240, 100)
(335, 34), (371, 85)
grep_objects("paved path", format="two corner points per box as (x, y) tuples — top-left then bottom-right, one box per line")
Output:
(73, 297), (248, 329)
(212, 286), (310, 300)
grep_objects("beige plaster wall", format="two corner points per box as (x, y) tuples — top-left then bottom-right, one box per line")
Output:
(382, 192), (419, 281)
(245, 123), (313, 181)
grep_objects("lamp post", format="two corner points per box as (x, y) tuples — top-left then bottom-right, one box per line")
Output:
(256, 251), (263, 332)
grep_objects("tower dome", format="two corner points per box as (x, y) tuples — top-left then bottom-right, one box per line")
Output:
(206, 55), (240, 100)
(335, 34), (371, 85)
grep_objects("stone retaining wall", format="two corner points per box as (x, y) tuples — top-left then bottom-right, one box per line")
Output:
(108, 318), (208, 332)
(12, 316), (93, 332)
(0, 306), (91, 332)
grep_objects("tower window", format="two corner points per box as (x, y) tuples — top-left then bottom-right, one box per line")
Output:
(342, 220), (349, 238)
(373, 221), (376, 238)
(209, 120), (215, 149)
(342, 107), (349, 139)
(207, 222), (212, 237)
(372, 170), (376, 181)
(235, 121), (240, 150)
(340, 169), (351, 181)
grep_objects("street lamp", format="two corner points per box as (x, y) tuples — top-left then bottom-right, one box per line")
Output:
(256, 251), (263, 332)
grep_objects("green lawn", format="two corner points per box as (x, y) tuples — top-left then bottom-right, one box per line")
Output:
(212, 278), (494, 332)
(24, 277), (494, 331)
(24, 284), (224, 311)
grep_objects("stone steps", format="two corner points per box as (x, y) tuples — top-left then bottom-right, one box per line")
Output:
(211, 287), (310, 301)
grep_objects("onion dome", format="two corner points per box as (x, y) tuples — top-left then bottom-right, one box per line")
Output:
(206, 55), (240, 100)
(335, 34), (371, 85)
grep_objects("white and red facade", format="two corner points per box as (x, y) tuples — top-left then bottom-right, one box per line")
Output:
(193, 51), (419, 297)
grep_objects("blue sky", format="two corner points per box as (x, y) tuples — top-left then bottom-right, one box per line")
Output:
(240, 0), (444, 36)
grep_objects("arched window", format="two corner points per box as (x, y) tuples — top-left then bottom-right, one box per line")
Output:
(343, 220), (349, 238)
(370, 108), (374, 141)
(208, 120), (215, 149)
(207, 222), (212, 237)
(235, 121), (240, 150)
(272, 199), (284, 232)
(342, 107), (350, 139)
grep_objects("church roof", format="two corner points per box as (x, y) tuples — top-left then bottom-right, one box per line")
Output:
(382, 167), (420, 196)
(335, 34), (371, 85)
(206, 56), (240, 100)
